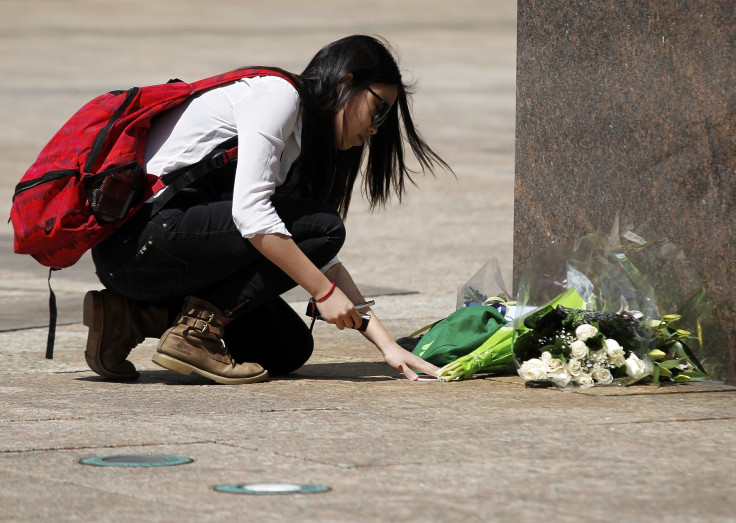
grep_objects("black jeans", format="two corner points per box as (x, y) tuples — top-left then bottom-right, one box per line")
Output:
(92, 196), (345, 374)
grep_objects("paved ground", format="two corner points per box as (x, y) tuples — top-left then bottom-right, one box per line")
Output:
(1, 1), (735, 521)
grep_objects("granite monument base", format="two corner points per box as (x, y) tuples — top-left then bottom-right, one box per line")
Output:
(513, 1), (735, 381)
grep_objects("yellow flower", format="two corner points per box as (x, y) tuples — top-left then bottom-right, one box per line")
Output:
(648, 349), (666, 360)
(674, 374), (691, 383)
(663, 314), (681, 324)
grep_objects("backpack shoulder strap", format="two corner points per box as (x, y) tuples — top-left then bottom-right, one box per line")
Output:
(149, 137), (239, 215)
(188, 68), (296, 95)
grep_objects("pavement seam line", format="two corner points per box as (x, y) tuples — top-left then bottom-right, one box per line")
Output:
(1, 406), (345, 424)
(0, 440), (217, 455)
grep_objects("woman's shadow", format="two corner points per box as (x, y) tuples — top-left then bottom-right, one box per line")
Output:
(75, 361), (400, 385)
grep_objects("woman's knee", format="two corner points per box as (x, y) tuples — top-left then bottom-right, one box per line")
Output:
(321, 207), (346, 253)
(274, 199), (346, 261)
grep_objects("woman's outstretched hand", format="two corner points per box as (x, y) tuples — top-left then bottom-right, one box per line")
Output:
(315, 286), (439, 380)
(320, 263), (439, 381)
(381, 342), (439, 381)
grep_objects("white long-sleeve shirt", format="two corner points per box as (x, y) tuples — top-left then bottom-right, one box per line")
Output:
(143, 74), (340, 273)
(144, 74), (302, 239)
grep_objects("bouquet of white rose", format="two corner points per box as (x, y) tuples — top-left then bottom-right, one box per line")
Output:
(510, 218), (709, 388)
(438, 217), (710, 386)
(513, 297), (707, 388)
(513, 291), (653, 388)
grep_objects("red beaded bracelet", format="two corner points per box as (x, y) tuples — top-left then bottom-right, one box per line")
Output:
(315, 281), (336, 303)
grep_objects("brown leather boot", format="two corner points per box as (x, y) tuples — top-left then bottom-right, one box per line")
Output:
(152, 296), (268, 384)
(83, 290), (170, 380)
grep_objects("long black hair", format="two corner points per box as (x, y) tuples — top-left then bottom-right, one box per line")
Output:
(243, 35), (451, 218)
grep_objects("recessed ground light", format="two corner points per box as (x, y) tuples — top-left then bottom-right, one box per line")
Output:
(79, 455), (193, 467)
(213, 482), (330, 495)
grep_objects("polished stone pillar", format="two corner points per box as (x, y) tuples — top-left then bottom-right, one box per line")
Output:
(513, 1), (735, 381)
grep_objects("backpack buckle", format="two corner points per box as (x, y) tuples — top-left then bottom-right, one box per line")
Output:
(211, 150), (230, 169)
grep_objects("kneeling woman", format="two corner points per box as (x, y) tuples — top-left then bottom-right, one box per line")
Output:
(85, 35), (450, 384)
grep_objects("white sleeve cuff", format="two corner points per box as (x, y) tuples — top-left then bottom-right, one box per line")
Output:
(320, 257), (341, 273)
(240, 222), (292, 239)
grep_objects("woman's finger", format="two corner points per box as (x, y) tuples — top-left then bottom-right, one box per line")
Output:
(401, 365), (419, 381)
(410, 357), (439, 378)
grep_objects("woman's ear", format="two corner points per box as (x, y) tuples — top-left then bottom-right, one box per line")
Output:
(336, 73), (354, 100)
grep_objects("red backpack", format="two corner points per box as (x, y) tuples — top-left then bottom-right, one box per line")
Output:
(11, 68), (294, 269)
(11, 68), (294, 359)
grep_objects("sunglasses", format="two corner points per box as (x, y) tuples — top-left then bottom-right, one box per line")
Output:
(365, 86), (392, 126)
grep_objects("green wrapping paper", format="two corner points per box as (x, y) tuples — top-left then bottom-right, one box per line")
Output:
(411, 305), (507, 366)
(437, 289), (584, 381)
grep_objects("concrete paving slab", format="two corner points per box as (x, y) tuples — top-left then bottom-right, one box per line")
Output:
(2, 360), (735, 522)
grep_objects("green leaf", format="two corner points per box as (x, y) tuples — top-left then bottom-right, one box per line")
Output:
(660, 357), (688, 370)
(681, 370), (709, 380)
(588, 334), (604, 350)
(674, 340), (708, 375)
(549, 344), (567, 357)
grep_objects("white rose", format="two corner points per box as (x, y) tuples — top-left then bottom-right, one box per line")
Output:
(546, 357), (564, 372)
(605, 338), (625, 360)
(575, 324), (598, 341)
(539, 352), (564, 371)
(547, 366), (572, 388)
(625, 353), (652, 380)
(519, 358), (547, 381)
(567, 358), (584, 376)
(609, 354), (626, 368)
(592, 367), (614, 384)
(575, 373), (594, 388)
(570, 340), (589, 359)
